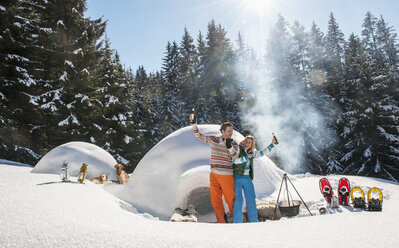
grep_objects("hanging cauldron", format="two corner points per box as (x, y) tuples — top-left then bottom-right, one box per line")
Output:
(278, 200), (302, 217)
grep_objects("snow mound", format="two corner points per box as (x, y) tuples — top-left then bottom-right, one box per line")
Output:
(32, 142), (118, 180)
(115, 125), (286, 220)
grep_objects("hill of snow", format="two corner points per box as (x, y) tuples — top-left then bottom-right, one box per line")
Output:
(31, 142), (118, 181)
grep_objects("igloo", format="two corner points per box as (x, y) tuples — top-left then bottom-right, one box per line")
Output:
(115, 125), (287, 222)
(32, 142), (118, 181)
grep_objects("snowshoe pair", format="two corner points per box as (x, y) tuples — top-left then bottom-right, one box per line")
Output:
(319, 177), (350, 207)
(350, 187), (383, 211)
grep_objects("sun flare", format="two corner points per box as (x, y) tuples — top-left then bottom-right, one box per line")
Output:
(243, 0), (273, 12)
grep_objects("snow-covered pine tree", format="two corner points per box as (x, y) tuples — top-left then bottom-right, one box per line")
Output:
(340, 20), (399, 181)
(234, 31), (257, 133)
(202, 20), (240, 126)
(41, 0), (105, 146)
(339, 33), (370, 177)
(131, 66), (159, 162)
(93, 38), (140, 170)
(160, 41), (181, 136)
(306, 23), (342, 174)
(376, 15), (399, 67)
(325, 13), (346, 101)
(177, 28), (196, 128)
(0, 0), (42, 164)
(290, 20), (310, 89)
(290, 20), (334, 174)
(193, 30), (208, 123)
(361, 12), (381, 64)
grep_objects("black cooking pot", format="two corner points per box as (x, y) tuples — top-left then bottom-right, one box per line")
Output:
(278, 200), (301, 217)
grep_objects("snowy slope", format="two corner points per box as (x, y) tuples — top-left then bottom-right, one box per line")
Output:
(1, 162), (399, 248)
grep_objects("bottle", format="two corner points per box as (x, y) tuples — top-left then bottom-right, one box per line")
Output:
(272, 133), (279, 145)
(190, 108), (195, 122)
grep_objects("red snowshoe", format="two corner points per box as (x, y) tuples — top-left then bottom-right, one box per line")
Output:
(338, 178), (350, 206)
(319, 178), (333, 203)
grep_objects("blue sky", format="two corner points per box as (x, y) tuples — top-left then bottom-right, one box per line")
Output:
(85, 0), (399, 73)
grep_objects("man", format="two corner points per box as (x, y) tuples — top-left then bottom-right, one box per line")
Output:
(189, 113), (238, 223)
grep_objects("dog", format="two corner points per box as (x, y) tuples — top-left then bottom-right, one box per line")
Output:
(114, 163), (130, 184)
(170, 204), (198, 222)
(89, 174), (109, 184)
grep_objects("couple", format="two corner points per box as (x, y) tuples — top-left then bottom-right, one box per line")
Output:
(189, 114), (278, 223)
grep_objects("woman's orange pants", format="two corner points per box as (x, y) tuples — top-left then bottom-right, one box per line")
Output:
(209, 172), (235, 223)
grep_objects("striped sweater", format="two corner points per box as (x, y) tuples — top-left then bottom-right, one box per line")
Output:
(191, 124), (238, 175)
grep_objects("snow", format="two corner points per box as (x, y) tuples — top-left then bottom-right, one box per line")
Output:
(7, 54), (29, 62)
(112, 125), (285, 220)
(2, 126), (399, 247)
(2, 162), (399, 247)
(32, 142), (118, 181)
(14, 146), (41, 160)
(105, 94), (119, 106)
(0, 91), (7, 100)
(56, 20), (64, 26)
(64, 60), (74, 68)
(378, 125), (399, 142)
(81, 68), (90, 75)
(364, 147), (371, 157)
(59, 71), (68, 81)
(58, 114), (79, 126)
(39, 27), (53, 34)
(73, 48), (82, 54)
(124, 135), (133, 144)
(0, 5), (5, 11)
(93, 123), (102, 130)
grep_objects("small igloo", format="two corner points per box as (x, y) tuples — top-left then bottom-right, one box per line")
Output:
(32, 142), (118, 181)
(115, 125), (286, 222)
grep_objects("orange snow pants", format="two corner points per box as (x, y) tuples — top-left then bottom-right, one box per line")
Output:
(209, 172), (235, 223)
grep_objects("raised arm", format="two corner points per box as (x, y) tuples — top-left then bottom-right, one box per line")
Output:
(189, 112), (215, 144)
(232, 143), (275, 164)
(191, 123), (219, 144)
(253, 143), (275, 159)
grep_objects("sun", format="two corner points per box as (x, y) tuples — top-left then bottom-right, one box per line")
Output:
(234, 0), (277, 25)
(243, 0), (273, 12)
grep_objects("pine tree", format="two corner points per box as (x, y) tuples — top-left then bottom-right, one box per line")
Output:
(178, 28), (196, 126)
(376, 15), (399, 67)
(93, 39), (139, 169)
(290, 20), (310, 88)
(41, 0), (106, 147)
(325, 13), (346, 100)
(0, 0), (43, 163)
(160, 41), (181, 135)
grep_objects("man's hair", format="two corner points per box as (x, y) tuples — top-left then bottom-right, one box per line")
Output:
(220, 122), (233, 133)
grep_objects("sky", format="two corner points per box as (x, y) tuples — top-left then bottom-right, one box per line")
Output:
(85, 0), (399, 73)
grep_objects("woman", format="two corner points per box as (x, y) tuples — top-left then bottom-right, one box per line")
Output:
(232, 135), (278, 223)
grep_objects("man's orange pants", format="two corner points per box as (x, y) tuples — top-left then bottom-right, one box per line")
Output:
(210, 172), (235, 223)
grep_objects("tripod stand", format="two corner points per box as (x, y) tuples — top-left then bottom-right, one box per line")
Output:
(273, 173), (313, 217)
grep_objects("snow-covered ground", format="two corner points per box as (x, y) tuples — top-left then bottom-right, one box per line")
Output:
(1, 125), (399, 247)
(2, 162), (399, 248)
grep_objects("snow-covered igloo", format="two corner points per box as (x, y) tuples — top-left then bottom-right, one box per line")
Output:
(116, 125), (286, 222)
(32, 142), (118, 181)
